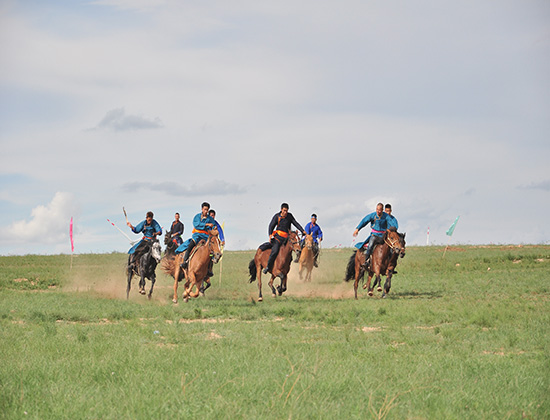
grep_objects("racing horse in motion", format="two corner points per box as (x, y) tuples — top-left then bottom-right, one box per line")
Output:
(126, 239), (162, 300)
(344, 228), (406, 299)
(163, 230), (179, 260)
(248, 231), (301, 301)
(298, 233), (315, 282)
(163, 228), (222, 303)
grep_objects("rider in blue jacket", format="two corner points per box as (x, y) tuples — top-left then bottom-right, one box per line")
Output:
(353, 203), (388, 268)
(385, 204), (399, 230)
(176, 202), (215, 269)
(127, 211), (162, 263)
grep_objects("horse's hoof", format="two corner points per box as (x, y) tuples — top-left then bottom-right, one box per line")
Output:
(184, 297), (189, 303)
(258, 297), (263, 302)
(172, 299), (178, 304)
(368, 291), (373, 296)
(362, 284), (368, 290)
(377, 287), (382, 292)
(272, 294), (276, 298)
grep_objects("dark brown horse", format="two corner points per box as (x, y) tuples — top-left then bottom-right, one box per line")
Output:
(344, 228), (405, 299)
(162, 229), (222, 303)
(248, 231), (301, 301)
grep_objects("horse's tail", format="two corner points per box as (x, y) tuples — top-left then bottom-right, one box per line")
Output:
(248, 259), (257, 283)
(343, 251), (357, 282)
(162, 257), (176, 278)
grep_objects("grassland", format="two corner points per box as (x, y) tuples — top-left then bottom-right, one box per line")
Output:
(0, 245), (549, 419)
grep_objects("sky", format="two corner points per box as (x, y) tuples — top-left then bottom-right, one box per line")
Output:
(1, 0), (549, 255)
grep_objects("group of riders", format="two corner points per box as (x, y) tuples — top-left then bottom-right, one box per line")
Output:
(126, 200), (399, 279)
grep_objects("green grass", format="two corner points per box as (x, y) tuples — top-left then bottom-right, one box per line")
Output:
(0, 245), (549, 419)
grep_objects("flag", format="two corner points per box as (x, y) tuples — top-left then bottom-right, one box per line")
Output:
(70, 217), (74, 253)
(446, 216), (460, 237)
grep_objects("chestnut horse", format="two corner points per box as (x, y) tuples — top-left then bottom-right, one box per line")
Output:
(248, 231), (301, 301)
(298, 233), (314, 282)
(162, 229), (222, 303)
(344, 228), (405, 299)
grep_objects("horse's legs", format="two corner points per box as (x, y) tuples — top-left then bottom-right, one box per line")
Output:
(126, 266), (133, 299)
(148, 274), (156, 300)
(139, 273), (146, 295)
(256, 263), (263, 302)
(353, 264), (363, 299)
(363, 273), (375, 296)
(382, 272), (393, 298)
(276, 274), (286, 296)
(172, 264), (181, 303)
(269, 275), (277, 297)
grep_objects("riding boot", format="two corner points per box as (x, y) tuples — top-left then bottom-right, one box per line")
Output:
(313, 254), (319, 268)
(363, 247), (372, 269)
(182, 242), (195, 270)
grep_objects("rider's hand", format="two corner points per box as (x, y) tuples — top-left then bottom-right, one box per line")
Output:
(353, 229), (359, 237)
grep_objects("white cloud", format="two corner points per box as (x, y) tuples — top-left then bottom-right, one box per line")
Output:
(6, 192), (79, 245)
(92, 108), (163, 131)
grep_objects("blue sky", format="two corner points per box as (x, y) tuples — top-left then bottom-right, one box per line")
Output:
(1, 0), (549, 255)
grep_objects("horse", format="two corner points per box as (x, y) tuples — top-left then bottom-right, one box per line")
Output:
(248, 231), (301, 301)
(298, 233), (314, 282)
(162, 229), (222, 303)
(126, 239), (162, 300)
(344, 228), (405, 299)
(163, 230), (179, 260)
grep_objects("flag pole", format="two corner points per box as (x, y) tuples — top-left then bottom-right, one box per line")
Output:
(70, 217), (74, 270)
(443, 216), (460, 258)
(219, 221), (225, 286)
(442, 236), (451, 258)
(426, 227), (430, 246)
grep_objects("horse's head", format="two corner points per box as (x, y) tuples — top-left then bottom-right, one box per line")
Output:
(304, 233), (314, 249)
(151, 240), (162, 263)
(164, 231), (171, 246)
(289, 231), (302, 253)
(386, 227), (405, 257)
(208, 228), (223, 263)
(398, 232), (406, 258)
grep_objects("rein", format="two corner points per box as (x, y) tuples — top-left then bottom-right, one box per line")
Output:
(384, 235), (401, 251)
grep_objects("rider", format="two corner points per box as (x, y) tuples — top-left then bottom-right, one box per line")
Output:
(295, 213), (323, 267)
(204, 209), (225, 279)
(127, 211), (162, 263)
(208, 209), (225, 247)
(385, 204), (399, 230)
(385, 203), (401, 274)
(176, 202), (215, 270)
(263, 203), (306, 274)
(353, 203), (388, 269)
(168, 212), (184, 246)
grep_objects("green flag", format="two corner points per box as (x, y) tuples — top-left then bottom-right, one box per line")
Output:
(446, 216), (460, 236)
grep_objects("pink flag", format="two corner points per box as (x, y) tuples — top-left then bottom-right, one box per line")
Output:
(70, 217), (74, 253)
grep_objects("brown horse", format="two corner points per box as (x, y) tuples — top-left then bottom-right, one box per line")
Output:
(298, 233), (314, 282)
(248, 231), (301, 301)
(344, 228), (405, 299)
(162, 229), (222, 303)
